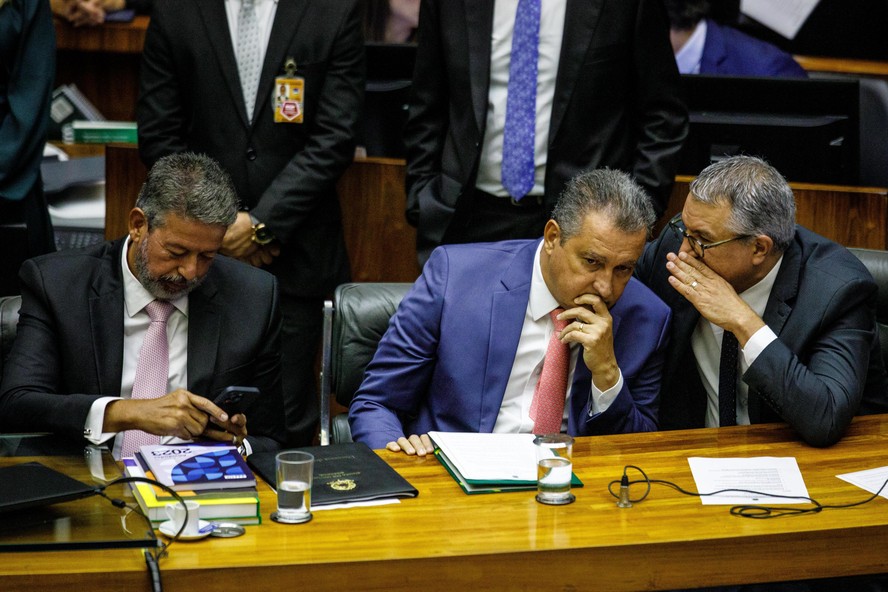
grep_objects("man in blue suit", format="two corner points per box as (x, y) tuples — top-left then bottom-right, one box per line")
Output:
(666, 0), (807, 77)
(350, 169), (672, 453)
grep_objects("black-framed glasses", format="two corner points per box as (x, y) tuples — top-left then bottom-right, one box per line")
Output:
(667, 214), (752, 259)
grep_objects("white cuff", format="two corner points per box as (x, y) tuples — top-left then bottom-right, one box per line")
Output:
(84, 397), (121, 444)
(589, 370), (625, 416)
(741, 325), (778, 367)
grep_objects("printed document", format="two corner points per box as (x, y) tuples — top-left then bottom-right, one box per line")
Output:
(688, 457), (810, 505)
(837, 466), (888, 500)
(740, 0), (819, 39)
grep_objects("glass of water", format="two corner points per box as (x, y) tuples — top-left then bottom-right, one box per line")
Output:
(271, 451), (314, 524)
(533, 434), (575, 505)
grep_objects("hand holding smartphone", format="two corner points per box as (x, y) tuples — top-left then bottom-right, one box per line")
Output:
(213, 386), (260, 417)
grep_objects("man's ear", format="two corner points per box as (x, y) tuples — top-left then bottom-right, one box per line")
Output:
(129, 208), (148, 242)
(750, 234), (774, 265)
(542, 219), (560, 254)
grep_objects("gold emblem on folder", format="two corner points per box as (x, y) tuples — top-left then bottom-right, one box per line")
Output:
(328, 479), (357, 491)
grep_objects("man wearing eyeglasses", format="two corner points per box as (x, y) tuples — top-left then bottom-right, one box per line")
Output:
(635, 155), (888, 446)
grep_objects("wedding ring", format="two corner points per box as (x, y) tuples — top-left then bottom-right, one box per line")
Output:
(578, 322), (584, 331)
(691, 281), (698, 288)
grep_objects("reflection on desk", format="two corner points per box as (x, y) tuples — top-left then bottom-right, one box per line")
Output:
(0, 443), (156, 553)
(2, 416), (887, 591)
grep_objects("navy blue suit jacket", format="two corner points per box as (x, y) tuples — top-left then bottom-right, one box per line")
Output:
(350, 240), (672, 450)
(700, 20), (807, 78)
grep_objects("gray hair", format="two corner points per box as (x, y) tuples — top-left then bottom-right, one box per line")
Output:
(136, 152), (238, 230)
(551, 168), (656, 242)
(689, 155), (796, 252)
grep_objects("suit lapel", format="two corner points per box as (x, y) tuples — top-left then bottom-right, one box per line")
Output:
(549, 0), (605, 143)
(89, 242), (127, 395)
(197, 0), (252, 127)
(186, 275), (222, 397)
(478, 241), (538, 432)
(465, 0), (494, 135)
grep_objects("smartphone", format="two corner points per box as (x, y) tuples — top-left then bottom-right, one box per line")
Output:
(213, 386), (261, 416)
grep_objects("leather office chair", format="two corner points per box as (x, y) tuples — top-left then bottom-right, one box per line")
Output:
(320, 283), (412, 445)
(848, 248), (888, 368)
(0, 295), (22, 377)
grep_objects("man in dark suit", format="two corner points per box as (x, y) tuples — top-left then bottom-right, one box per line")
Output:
(404, 0), (688, 262)
(137, 0), (364, 446)
(350, 169), (671, 454)
(665, 0), (807, 77)
(0, 153), (286, 457)
(635, 156), (888, 447)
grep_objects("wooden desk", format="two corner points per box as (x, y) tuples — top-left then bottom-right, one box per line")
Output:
(3, 416), (888, 591)
(796, 55), (888, 82)
(54, 17), (148, 122)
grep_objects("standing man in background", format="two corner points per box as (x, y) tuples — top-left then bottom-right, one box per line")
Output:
(0, 0), (57, 296)
(137, 0), (364, 446)
(404, 0), (688, 263)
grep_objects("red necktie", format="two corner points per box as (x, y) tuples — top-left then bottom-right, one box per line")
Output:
(120, 300), (175, 458)
(529, 309), (570, 434)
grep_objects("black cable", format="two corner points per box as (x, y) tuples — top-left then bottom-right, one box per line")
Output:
(96, 475), (190, 562)
(607, 464), (888, 519)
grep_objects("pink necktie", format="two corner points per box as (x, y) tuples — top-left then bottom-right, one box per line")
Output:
(529, 309), (570, 434)
(120, 300), (175, 458)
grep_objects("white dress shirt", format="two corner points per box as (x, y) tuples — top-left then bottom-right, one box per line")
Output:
(493, 242), (623, 433)
(476, 0), (567, 198)
(84, 240), (189, 458)
(692, 256), (782, 427)
(674, 19), (707, 75)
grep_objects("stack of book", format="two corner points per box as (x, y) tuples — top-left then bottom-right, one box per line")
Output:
(124, 444), (261, 526)
(62, 121), (137, 144)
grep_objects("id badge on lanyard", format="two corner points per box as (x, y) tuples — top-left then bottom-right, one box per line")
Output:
(273, 57), (304, 124)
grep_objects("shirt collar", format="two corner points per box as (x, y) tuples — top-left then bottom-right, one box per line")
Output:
(675, 19), (707, 75)
(529, 241), (561, 322)
(121, 239), (188, 319)
(739, 255), (784, 318)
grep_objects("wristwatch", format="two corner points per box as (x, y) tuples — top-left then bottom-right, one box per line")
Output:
(250, 215), (275, 245)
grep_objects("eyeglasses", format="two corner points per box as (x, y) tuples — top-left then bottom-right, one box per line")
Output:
(667, 214), (751, 259)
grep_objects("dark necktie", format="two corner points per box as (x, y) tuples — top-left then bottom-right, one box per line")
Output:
(501, 0), (541, 200)
(718, 331), (739, 427)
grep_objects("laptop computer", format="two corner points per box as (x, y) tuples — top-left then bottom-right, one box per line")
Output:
(0, 462), (100, 513)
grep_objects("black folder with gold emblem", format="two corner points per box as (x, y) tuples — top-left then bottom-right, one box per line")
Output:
(248, 442), (418, 506)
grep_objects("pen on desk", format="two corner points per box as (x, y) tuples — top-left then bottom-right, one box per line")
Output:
(198, 523), (217, 534)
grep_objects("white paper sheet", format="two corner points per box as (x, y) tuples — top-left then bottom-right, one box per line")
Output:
(687, 457), (810, 505)
(837, 466), (888, 500)
(428, 432), (537, 482)
(740, 0), (820, 39)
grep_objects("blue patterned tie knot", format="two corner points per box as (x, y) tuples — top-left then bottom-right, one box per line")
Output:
(501, 0), (542, 200)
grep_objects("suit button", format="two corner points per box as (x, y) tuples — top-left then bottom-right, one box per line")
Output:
(246, 148), (257, 161)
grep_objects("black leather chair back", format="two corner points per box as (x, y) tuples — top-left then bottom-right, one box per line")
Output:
(849, 248), (888, 368)
(0, 295), (22, 377)
(325, 283), (412, 443)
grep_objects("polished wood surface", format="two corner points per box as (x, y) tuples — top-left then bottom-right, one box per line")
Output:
(667, 176), (888, 249)
(337, 157), (420, 282)
(3, 416), (888, 591)
(796, 55), (888, 81)
(54, 17), (147, 123)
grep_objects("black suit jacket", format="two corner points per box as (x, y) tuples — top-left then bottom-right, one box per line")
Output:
(404, 0), (688, 254)
(0, 240), (287, 452)
(136, 0), (364, 297)
(636, 226), (888, 447)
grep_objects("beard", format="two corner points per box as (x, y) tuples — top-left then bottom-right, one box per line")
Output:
(134, 238), (205, 300)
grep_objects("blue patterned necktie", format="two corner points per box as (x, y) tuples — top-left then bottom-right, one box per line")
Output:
(501, 0), (542, 200)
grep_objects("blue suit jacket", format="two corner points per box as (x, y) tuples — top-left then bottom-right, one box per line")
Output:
(700, 20), (807, 78)
(349, 240), (672, 450)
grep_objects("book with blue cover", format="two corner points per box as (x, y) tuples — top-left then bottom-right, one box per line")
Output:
(138, 444), (257, 491)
